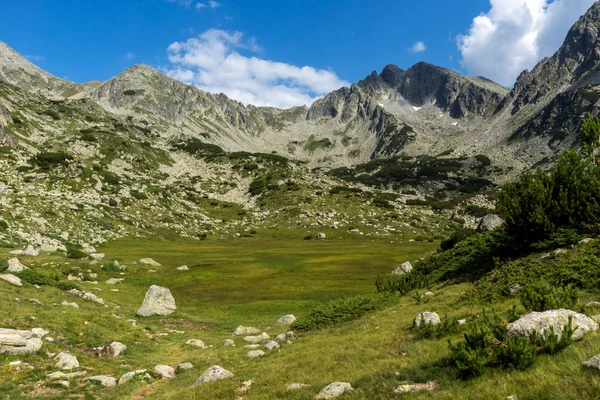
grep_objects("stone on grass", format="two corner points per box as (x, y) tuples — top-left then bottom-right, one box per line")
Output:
(413, 312), (441, 329)
(246, 350), (265, 359)
(186, 339), (206, 348)
(243, 332), (269, 344)
(136, 285), (176, 317)
(0, 328), (43, 355)
(177, 265), (189, 271)
(192, 365), (234, 386)
(264, 341), (280, 351)
(508, 309), (598, 340)
(0, 274), (22, 286)
(110, 341), (127, 357)
(140, 258), (161, 267)
(392, 261), (412, 275)
(244, 344), (260, 349)
(317, 233), (326, 240)
(224, 339), (235, 347)
(178, 362), (194, 370)
(584, 354), (600, 371)
(7, 258), (27, 273)
(61, 301), (79, 309)
(23, 245), (39, 257)
(275, 334), (286, 342)
(233, 326), (261, 336)
(315, 382), (354, 399)
(276, 314), (296, 325)
(393, 381), (437, 393)
(154, 365), (175, 379)
(118, 369), (149, 385)
(105, 278), (123, 285)
(48, 371), (87, 379)
(287, 383), (309, 390)
(54, 353), (79, 370)
(85, 375), (117, 388)
(477, 214), (504, 232)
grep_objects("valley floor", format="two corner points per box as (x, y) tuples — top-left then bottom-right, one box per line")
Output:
(1, 237), (600, 399)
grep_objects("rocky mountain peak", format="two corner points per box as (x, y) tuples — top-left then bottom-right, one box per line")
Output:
(0, 40), (75, 95)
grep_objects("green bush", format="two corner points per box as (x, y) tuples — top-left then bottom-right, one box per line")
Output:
(497, 147), (600, 248)
(19, 269), (57, 286)
(0, 219), (8, 231)
(31, 152), (73, 170)
(519, 281), (578, 312)
(66, 245), (88, 259)
(54, 281), (81, 291)
(440, 227), (477, 251)
(292, 293), (397, 332)
(0, 259), (7, 272)
(416, 315), (461, 339)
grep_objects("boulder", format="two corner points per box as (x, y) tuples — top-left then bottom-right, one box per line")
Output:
(584, 354), (600, 371)
(507, 309), (598, 340)
(264, 341), (280, 351)
(110, 341), (127, 357)
(192, 365), (234, 386)
(246, 350), (265, 359)
(315, 382), (354, 399)
(287, 383), (310, 390)
(23, 245), (39, 257)
(154, 365), (175, 379)
(178, 362), (194, 370)
(0, 327), (46, 355)
(7, 258), (26, 273)
(54, 353), (79, 370)
(223, 339), (235, 347)
(85, 375), (117, 388)
(186, 339), (207, 348)
(0, 274), (22, 286)
(136, 285), (176, 317)
(243, 332), (270, 344)
(477, 214), (504, 232)
(276, 314), (296, 325)
(177, 265), (189, 271)
(118, 369), (150, 385)
(140, 258), (161, 267)
(275, 333), (286, 342)
(48, 371), (87, 379)
(233, 326), (261, 336)
(413, 312), (441, 329)
(392, 261), (412, 275)
(317, 233), (326, 240)
(105, 278), (123, 285)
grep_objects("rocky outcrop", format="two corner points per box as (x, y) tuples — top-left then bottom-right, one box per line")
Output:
(192, 365), (234, 386)
(413, 312), (441, 329)
(315, 382), (354, 399)
(508, 309), (598, 340)
(392, 261), (413, 275)
(477, 214), (504, 232)
(0, 328), (46, 355)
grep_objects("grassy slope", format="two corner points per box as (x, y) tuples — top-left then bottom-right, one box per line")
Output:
(2, 238), (600, 399)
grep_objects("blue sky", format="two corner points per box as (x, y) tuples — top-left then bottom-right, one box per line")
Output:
(0, 0), (596, 108)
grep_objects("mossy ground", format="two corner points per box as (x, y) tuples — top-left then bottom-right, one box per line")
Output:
(2, 238), (600, 399)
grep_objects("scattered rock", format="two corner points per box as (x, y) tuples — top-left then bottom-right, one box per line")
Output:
(7, 258), (27, 273)
(317, 233), (326, 240)
(233, 326), (261, 336)
(264, 341), (280, 351)
(105, 278), (123, 285)
(61, 301), (79, 309)
(54, 353), (79, 370)
(177, 265), (189, 271)
(178, 362), (194, 370)
(192, 365), (234, 386)
(140, 258), (161, 267)
(243, 332), (270, 344)
(393, 381), (437, 393)
(186, 339), (207, 348)
(223, 339), (235, 347)
(509, 284), (522, 295)
(413, 312), (441, 329)
(90, 253), (105, 260)
(315, 382), (354, 399)
(85, 375), (117, 388)
(23, 245), (39, 257)
(477, 214), (504, 232)
(48, 371), (87, 379)
(392, 261), (412, 275)
(275, 333), (286, 342)
(287, 383), (310, 390)
(136, 285), (176, 317)
(583, 354), (600, 371)
(457, 319), (467, 325)
(118, 369), (149, 385)
(246, 350), (265, 359)
(508, 309), (598, 340)
(109, 341), (127, 357)
(0, 273), (22, 286)
(244, 344), (260, 349)
(154, 365), (175, 379)
(0, 328), (43, 355)
(276, 314), (296, 325)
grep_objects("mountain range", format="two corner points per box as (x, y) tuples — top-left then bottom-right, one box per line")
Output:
(2, 2), (600, 178)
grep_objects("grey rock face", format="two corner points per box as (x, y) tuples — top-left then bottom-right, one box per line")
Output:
(0, 273), (22, 286)
(0, 328), (44, 355)
(315, 382), (354, 399)
(136, 285), (176, 317)
(192, 365), (234, 386)
(7, 258), (26, 273)
(413, 312), (441, 329)
(392, 261), (413, 275)
(276, 314), (296, 325)
(477, 214), (504, 232)
(508, 309), (598, 340)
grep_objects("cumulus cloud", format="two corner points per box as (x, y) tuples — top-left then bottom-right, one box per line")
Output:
(164, 29), (349, 108)
(168, 0), (221, 10)
(123, 52), (135, 61)
(195, 0), (221, 9)
(410, 41), (426, 53)
(458, 0), (596, 87)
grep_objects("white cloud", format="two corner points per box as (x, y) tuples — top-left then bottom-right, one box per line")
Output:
(164, 29), (349, 108)
(123, 52), (135, 61)
(410, 41), (426, 53)
(25, 55), (45, 62)
(458, 0), (596, 87)
(168, 0), (221, 9)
